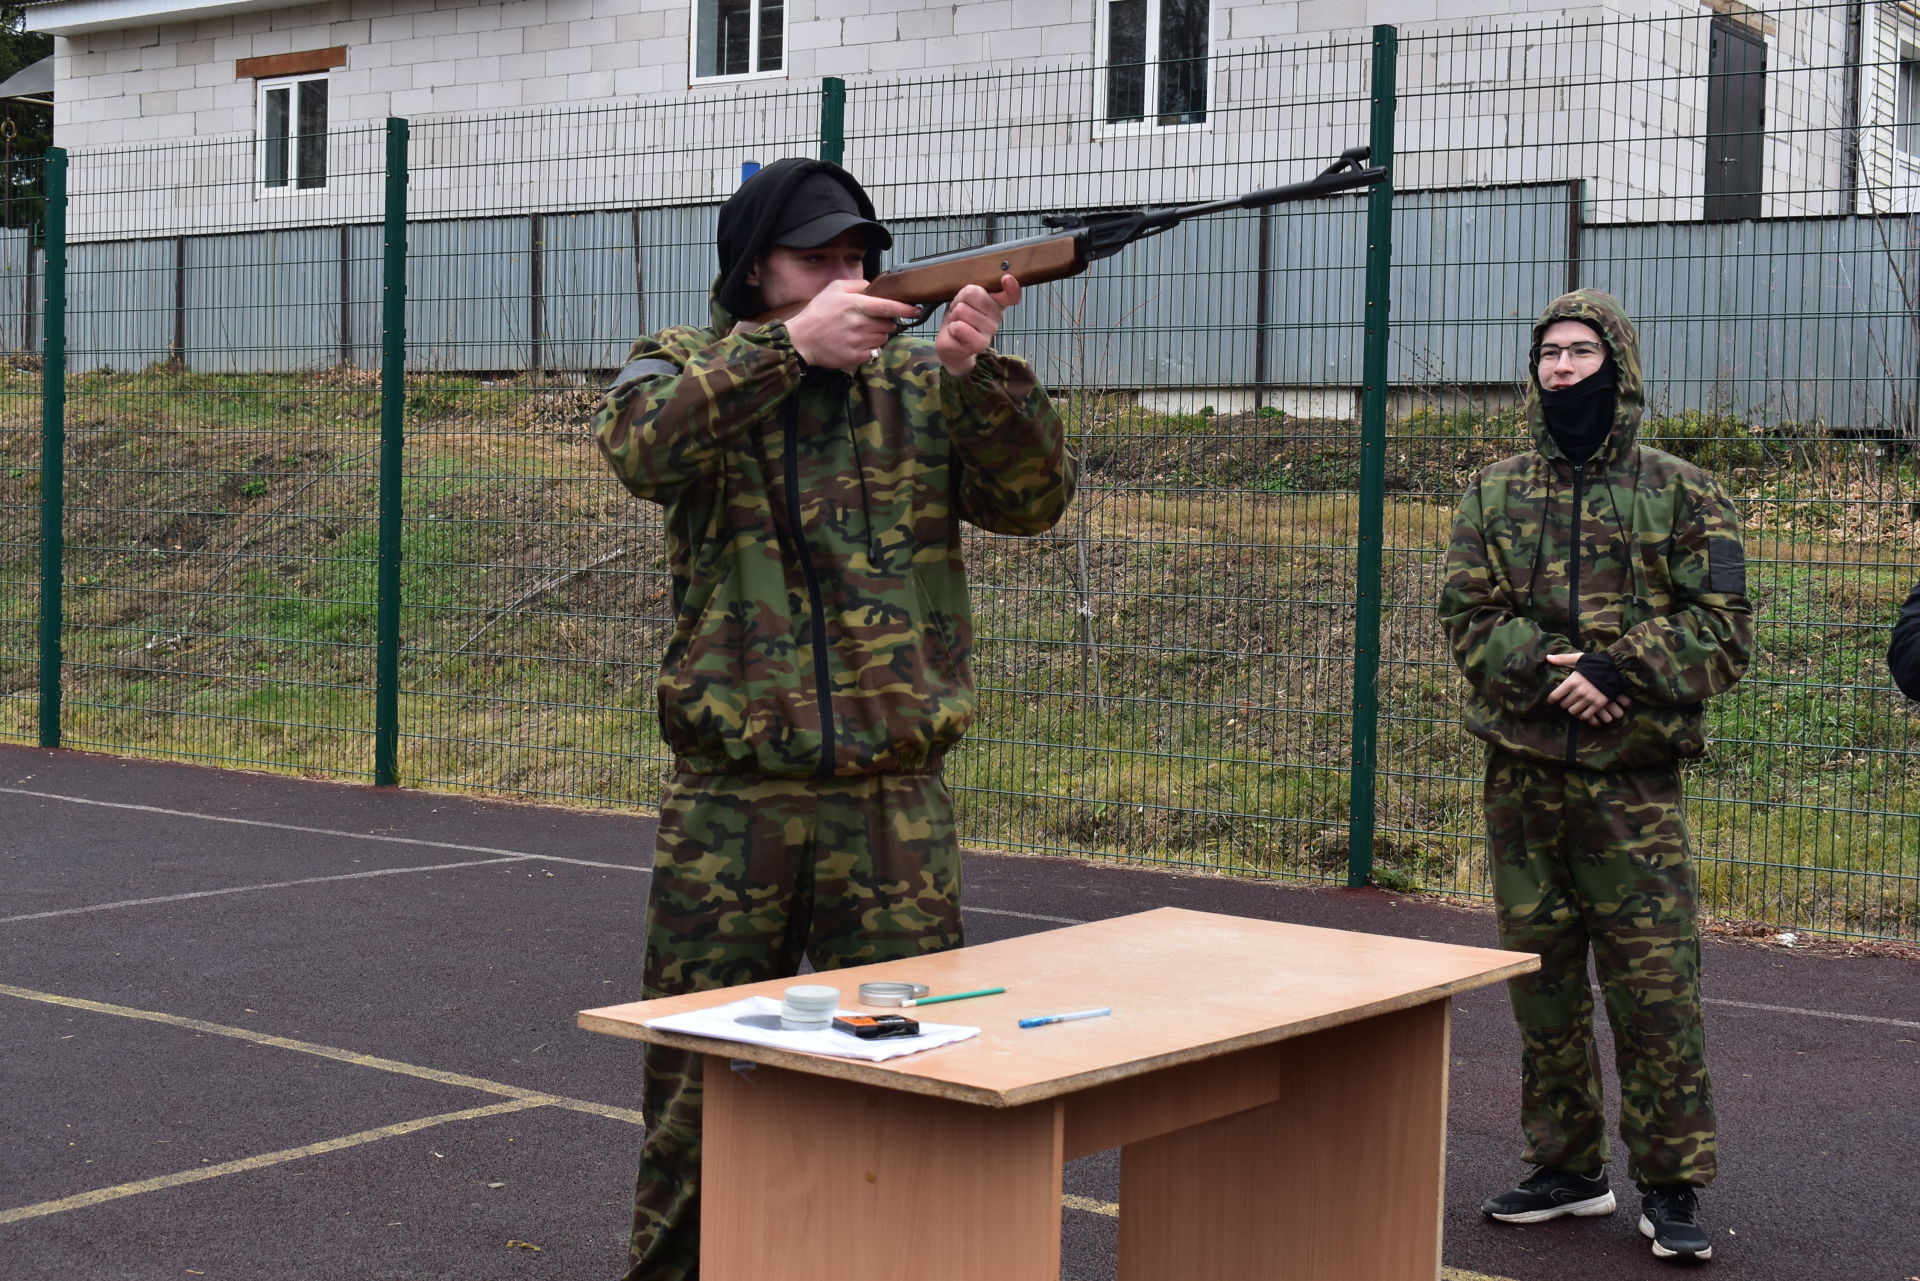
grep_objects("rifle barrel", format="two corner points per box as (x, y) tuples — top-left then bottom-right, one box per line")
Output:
(858, 153), (1389, 308)
(1161, 166), (1389, 223)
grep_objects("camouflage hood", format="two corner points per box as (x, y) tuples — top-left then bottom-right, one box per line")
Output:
(1525, 288), (1644, 468)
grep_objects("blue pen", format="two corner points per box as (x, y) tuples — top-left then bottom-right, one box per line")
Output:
(1018, 1006), (1112, 1029)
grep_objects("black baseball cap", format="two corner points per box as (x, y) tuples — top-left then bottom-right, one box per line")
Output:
(714, 159), (891, 319)
(771, 171), (893, 250)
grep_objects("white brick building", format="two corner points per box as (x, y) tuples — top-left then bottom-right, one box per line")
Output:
(20, 0), (1912, 239)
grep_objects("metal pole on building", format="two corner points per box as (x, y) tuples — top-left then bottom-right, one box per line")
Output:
(36, 147), (65, 749)
(1841, 0), (1864, 216)
(375, 118), (408, 786)
(1346, 27), (1396, 888)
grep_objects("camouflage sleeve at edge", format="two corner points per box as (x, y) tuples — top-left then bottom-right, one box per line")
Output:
(942, 351), (1076, 536)
(1438, 480), (1577, 717)
(591, 325), (804, 503)
(1889, 579), (1920, 701)
(1604, 475), (1753, 705)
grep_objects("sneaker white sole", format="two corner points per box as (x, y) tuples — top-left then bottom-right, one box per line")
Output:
(1640, 1213), (1713, 1259)
(1487, 1190), (1616, 1223)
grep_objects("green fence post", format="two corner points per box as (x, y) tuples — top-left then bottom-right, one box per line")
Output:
(1346, 26), (1397, 888)
(375, 118), (408, 786)
(37, 148), (67, 750)
(820, 77), (846, 165)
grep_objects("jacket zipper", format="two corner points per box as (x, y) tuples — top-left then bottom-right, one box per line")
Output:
(1566, 461), (1584, 765)
(781, 393), (837, 781)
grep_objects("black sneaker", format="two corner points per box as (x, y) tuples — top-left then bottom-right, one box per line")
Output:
(1481, 1167), (1616, 1223)
(1640, 1185), (1713, 1260)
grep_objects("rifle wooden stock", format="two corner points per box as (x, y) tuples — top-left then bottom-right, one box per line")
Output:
(863, 231), (1087, 306)
(739, 231), (1084, 329)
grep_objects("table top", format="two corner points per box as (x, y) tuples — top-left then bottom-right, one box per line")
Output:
(579, 906), (1538, 1107)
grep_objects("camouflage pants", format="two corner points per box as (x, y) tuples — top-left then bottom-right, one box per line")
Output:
(1484, 749), (1716, 1189)
(622, 771), (965, 1281)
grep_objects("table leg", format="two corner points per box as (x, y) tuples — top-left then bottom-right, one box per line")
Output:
(702, 1058), (1067, 1281)
(1117, 1001), (1451, 1281)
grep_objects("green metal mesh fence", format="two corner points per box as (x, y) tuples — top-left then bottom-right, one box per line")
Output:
(51, 127), (388, 776)
(843, 46), (1377, 880)
(11, 4), (1920, 939)
(0, 160), (40, 747)
(395, 91), (821, 805)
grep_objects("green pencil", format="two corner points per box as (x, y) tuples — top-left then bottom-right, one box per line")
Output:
(904, 986), (1006, 1008)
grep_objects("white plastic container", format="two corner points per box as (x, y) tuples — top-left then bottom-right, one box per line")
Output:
(780, 984), (839, 1031)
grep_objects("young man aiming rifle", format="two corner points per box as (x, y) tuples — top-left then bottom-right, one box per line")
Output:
(592, 157), (1074, 1281)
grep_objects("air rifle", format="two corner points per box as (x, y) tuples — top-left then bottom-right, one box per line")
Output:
(853, 146), (1386, 323)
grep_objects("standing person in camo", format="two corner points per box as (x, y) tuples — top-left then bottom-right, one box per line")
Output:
(591, 157), (1074, 1281)
(1439, 289), (1751, 1263)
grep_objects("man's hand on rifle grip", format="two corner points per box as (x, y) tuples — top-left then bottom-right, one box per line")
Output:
(784, 279), (922, 372)
(936, 275), (1022, 379)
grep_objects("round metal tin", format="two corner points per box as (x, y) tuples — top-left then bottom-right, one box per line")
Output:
(857, 981), (930, 1007)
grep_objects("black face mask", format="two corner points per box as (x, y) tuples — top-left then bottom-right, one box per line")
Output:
(1539, 360), (1618, 466)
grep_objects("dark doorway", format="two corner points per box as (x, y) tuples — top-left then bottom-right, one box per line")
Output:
(1704, 17), (1767, 220)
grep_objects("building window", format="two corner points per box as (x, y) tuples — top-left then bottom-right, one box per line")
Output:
(259, 73), (328, 190)
(1898, 49), (1920, 157)
(693, 0), (785, 81)
(1105, 0), (1209, 126)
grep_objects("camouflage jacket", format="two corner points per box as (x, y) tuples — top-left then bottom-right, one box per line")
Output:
(594, 295), (1074, 779)
(1439, 289), (1753, 770)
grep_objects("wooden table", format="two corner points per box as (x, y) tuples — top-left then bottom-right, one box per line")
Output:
(580, 906), (1537, 1281)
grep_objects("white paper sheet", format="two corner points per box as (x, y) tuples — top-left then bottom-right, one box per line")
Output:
(642, 995), (980, 1062)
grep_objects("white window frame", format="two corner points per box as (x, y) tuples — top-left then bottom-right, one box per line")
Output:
(1095, 0), (1215, 137)
(256, 72), (330, 195)
(689, 0), (788, 85)
(1897, 44), (1920, 159)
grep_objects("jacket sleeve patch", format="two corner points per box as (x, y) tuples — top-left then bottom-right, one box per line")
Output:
(611, 357), (680, 390)
(1708, 539), (1747, 596)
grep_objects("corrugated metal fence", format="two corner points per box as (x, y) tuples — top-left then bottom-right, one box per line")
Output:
(6, 194), (1917, 430)
(7, 192), (1912, 430)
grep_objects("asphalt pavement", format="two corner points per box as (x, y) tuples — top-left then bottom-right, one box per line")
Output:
(2, 744), (1915, 1280)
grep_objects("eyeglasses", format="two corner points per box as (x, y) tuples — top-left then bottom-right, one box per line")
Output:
(1536, 342), (1605, 364)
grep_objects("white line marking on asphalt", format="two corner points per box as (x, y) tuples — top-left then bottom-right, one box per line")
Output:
(0, 859), (525, 924)
(1704, 997), (1920, 1031)
(0, 786), (649, 872)
(9, 788), (1909, 1036)
(0, 1098), (547, 1225)
(0, 981), (648, 1126)
(966, 905), (1086, 926)
(1061, 1193), (1117, 1216)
